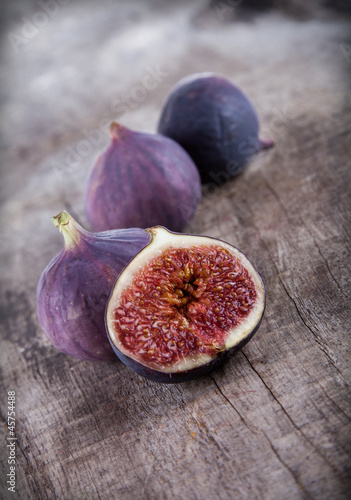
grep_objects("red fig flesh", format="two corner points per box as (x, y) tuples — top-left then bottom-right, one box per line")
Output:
(84, 122), (202, 232)
(36, 211), (150, 361)
(106, 226), (265, 382)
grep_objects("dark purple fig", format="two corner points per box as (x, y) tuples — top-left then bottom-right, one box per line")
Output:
(106, 226), (265, 383)
(84, 122), (201, 232)
(36, 211), (150, 361)
(157, 72), (274, 184)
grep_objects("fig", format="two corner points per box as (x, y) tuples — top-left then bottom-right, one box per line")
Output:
(157, 72), (274, 184)
(106, 226), (265, 383)
(36, 211), (150, 361)
(84, 122), (202, 232)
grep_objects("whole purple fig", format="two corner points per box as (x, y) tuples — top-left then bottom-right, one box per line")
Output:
(84, 122), (201, 232)
(157, 72), (274, 184)
(36, 211), (150, 361)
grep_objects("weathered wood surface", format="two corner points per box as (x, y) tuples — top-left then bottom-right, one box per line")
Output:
(1, 1), (351, 499)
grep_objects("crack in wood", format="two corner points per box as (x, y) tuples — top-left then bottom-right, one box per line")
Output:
(310, 373), (351, 422)
(261, 430), (315, 500)
(261, 171), (349, 301)
(261, 175), (291, 219)
(17, 435), (55, 499)
(68, 369), (105, 439)
(313, 236), (349, 300)
(1, 398), (56, 498)
(253, 219), (349, 386)
(242, 351), (341, 475)
(0, 411), (6, 426)
(276, 269), (348, 383)
(88, 472), (102, 500)
(189, 408), (231, 458)
(208, 374), (258, 435)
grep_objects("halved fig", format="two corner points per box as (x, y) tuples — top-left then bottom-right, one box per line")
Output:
(106, 226), (265, 383)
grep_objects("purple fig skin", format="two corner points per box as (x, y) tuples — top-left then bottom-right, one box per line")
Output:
(36, 212), (150, 361)
(157, 72), (274, 185)
(84, 122), (202, 232)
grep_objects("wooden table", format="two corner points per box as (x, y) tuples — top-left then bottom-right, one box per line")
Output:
(1, 1), (350, 498)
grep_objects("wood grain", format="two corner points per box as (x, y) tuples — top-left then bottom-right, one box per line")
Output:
(1, 1), (351, 499)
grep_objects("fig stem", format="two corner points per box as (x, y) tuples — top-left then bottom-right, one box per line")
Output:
(259, 137), (275, 150)
(109, 121), (124, 141)
(51, 211), (82, 250)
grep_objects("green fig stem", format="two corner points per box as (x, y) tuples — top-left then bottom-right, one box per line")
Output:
(51, 211), (84, 250)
